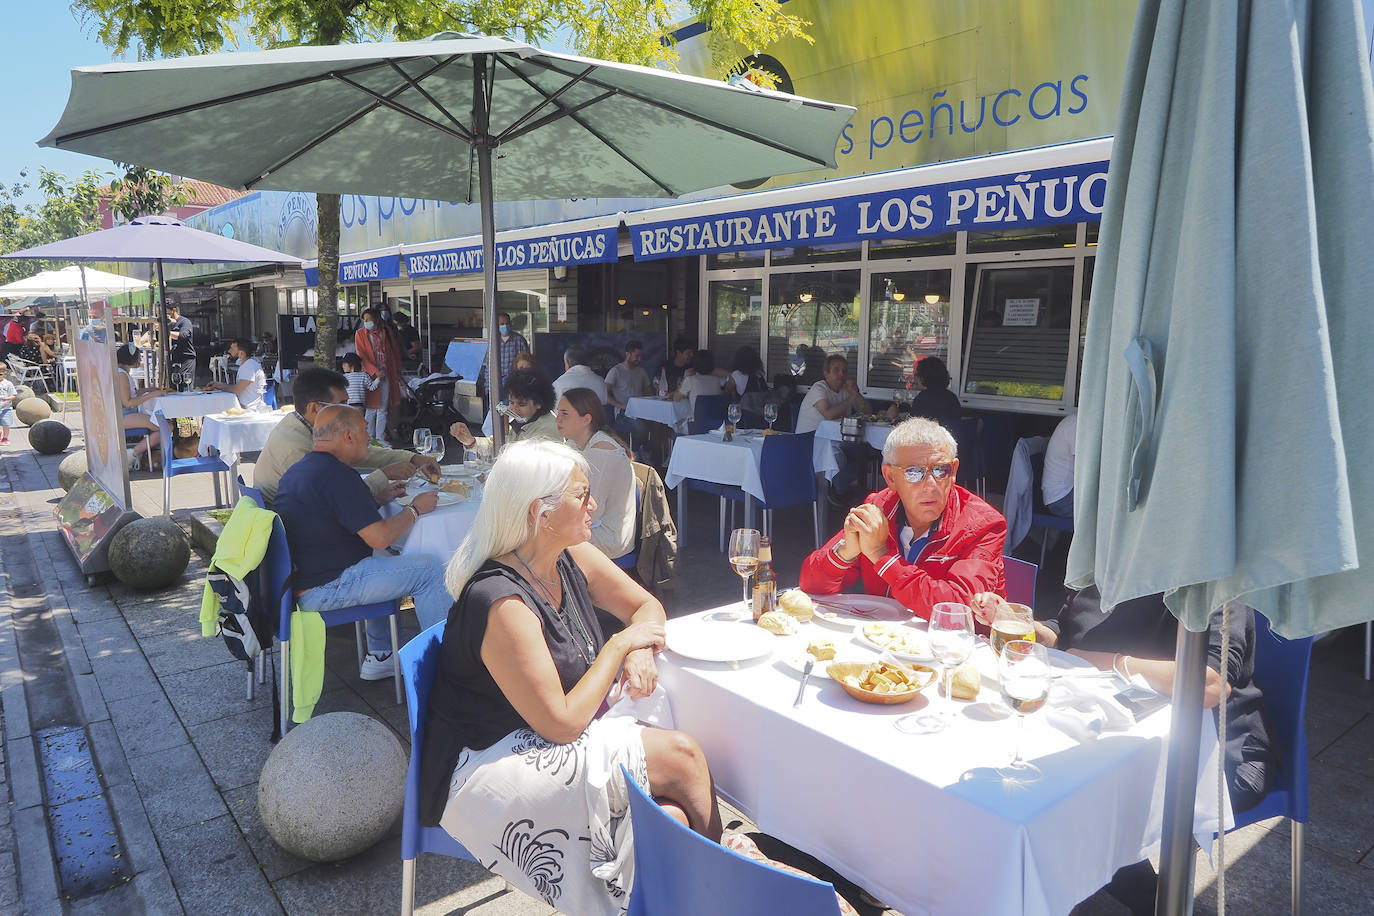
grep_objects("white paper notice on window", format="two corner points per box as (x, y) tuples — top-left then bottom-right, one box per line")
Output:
(1002, 298), (1039, 326)
(556, 295), (568, 322)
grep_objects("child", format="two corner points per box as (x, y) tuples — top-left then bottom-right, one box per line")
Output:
(0, 364), (16, 445)
(340, 353), (381, 430)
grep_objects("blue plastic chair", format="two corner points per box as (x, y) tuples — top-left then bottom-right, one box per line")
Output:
(260, 517), (404, 731)
(719, 431), (822, 550)
(621, 763), (845, 916)
(262, 379), (278, 409)
(1028, 450), (1075, 566)
(951, 416), (984, 497)
(688, 394), (729, 435)
(153, 409), (231, 517)
(398, 623), (477, 916)
(1003, 556), (1037, 607)
(1219, 613), (1312, 915)
(236, 475), (265, 507)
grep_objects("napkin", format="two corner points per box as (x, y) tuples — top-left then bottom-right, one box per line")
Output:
(604, 684), (676, 729)
(1045, 675), (1135, 741)
(708, 425), (756, 439)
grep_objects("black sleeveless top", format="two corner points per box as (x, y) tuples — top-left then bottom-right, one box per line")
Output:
(419, 554), (607, 826)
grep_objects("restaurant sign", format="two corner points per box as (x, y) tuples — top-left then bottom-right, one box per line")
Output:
(405, 227), (617, 278)
(631, 160), (1107, 261)
(304, 252), (401, 287)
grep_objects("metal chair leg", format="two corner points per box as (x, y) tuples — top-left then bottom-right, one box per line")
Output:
(355, 620), (366, 668)
(212, 470), (224, 508)
(1291, 820), (1304, 915)
(401, 858), (416, 916)
(389, 614), (403, 705)
(1364, 622), (1370, 681)
(717, 496), (727, 552)
(163, 472), (172, 518)
(245, 663), (254, 701)
(280, 638), (292, 734)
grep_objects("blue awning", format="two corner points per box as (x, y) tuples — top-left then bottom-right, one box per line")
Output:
(303, 248), (402, 287)
(403, 215), (620, 279)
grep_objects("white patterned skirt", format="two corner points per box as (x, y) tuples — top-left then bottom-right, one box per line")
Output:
(439, 716), (649, 916)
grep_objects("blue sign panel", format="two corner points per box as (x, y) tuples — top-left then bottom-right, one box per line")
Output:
(304, 253), (402, 287)
(630, 160), (1109, 261)
(406, 227), (617, 278)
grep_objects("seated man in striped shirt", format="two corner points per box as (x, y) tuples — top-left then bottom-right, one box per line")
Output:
(800, 417), (1006, 620)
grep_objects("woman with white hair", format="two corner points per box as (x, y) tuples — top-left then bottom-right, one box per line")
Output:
(418, 439), (720, 915)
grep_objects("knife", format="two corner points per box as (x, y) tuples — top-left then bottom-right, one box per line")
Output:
(793, 659), (815, 708)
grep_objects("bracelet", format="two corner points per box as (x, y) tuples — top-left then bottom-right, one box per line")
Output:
(406, 505), (420, 521)
(1113, 653), (1132, 680)
(831, 540), (858, 565)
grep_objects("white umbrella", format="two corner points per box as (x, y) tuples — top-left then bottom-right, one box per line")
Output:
(0, 265), (149, 300)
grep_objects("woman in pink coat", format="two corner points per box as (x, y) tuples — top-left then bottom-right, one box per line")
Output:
(353, 308), (404, 442)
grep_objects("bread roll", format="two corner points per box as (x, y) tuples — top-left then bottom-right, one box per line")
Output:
(949, 660), (981, 700)
(778, 589), (815, 621)
(806, 639), (836, 660)
(757, 611), (798, 636)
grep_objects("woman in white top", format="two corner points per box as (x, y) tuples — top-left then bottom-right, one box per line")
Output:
(554, 387), (637, 560)
(115, 343), (165, 470)
(671, 350), (730, 409)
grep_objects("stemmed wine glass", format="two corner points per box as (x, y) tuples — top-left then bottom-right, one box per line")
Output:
(413, 428), (429, 451)
(997, 640), (1051, 781)
(726, 403), (742, 431)
(726, 528), (760, 620)
(763, 402), (778, 432)
(424, 429), (446, 464)
(896, 602), (974, 734)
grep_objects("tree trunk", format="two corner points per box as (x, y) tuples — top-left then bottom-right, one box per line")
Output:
(314, 191), (341, 367)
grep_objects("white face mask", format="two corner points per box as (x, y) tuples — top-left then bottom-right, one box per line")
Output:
(362, 321), (375, 330)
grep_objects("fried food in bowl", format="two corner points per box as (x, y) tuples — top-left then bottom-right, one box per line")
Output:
(827, 661), (936, 704)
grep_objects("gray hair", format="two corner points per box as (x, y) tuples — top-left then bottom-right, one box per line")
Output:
(564, 346), (588, 369)
(312, 405), (365, 442)
(445, 439), (590, 598)
(882, 416), (958, 463)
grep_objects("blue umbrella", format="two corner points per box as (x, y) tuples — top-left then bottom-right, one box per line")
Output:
(1067, 0), (1374, 910)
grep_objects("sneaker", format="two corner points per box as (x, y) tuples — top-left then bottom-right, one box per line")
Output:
(359, 651), (396, 681)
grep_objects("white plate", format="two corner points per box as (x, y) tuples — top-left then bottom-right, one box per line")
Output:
(855, 622), (934, 661)
(666, 619), (777, 664)
(810, 594), (914, 630)
(399, 488), (465, 508)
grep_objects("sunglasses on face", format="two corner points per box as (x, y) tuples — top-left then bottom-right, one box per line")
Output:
(893, 462), (956, 484)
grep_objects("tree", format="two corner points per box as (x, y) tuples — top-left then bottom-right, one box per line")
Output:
(72, 0), (811, 363)
(0, 168), (107, 285)
(106, 163), (197, 223)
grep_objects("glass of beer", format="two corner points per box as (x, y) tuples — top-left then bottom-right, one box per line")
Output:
(727, 528), (760, 620)
(990, 602), (1036, 655)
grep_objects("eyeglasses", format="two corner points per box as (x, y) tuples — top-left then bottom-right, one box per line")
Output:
(566, 488), (592, 508)
(892, 462), (956, 484)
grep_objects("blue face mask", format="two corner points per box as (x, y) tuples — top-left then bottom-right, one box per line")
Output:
(362, 321), (375, 330)
(499, 324), (510, 335)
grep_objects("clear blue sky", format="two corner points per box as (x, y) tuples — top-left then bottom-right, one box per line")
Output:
(0, 6), (129, 203)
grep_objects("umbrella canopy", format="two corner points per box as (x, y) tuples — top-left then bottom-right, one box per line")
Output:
(0, 265), (149, 299)
(1067, 0), (1374, 638)
(36, 32), (854, 443)
(38, 33), (854, 202)
(5, 215), (305, 266)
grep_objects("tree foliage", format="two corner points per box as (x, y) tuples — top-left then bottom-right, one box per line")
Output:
(70, 0), (812, 359)
(0, 169), (107, 285)
(106, 163), (197, 223)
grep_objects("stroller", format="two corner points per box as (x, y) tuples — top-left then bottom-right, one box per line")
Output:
(394, 375), (464, 444)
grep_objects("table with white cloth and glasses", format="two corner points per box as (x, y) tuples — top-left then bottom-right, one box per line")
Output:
(664, 430), (767, 536)
(625, 395), (693, 433)
(379, 471), (485, 562)
(812, 418), (891, 480)
(657, 607), (1230, 916)
(199, 408), (290, 498)
(140, 391), (239, 419)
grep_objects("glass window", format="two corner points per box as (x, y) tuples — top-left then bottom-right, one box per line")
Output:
(1086, 222), (1099, 246)
(1075, 258), (1094, 404)
(867, 233), (958, 259)
(707, 278), (761, 375)
(765, 270), (860, 385)
(867, 269), (952, 391)
(706, 250), (765, 269)
(769, 241), (861, 266)
(966, 223), (1078, 254)
(962, 262), (1074, 400)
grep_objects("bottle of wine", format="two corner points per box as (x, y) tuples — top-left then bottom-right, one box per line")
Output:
(752, 536), (776, 621)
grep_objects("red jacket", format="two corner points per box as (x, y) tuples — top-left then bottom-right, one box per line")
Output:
(799, 485), (1007, 620)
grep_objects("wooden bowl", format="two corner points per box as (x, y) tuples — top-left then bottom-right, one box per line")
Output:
(827, 661), (937, 705)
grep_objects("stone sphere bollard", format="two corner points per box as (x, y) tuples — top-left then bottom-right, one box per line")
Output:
(258, 712), (406, 862)
(108, 518), (191, 589)
(42, 391), (62, 411)
(29, 419), (72, 454)
(58, 451), (88, 491)
(15, 397), (51, 426)
(15, 385), (37, 404)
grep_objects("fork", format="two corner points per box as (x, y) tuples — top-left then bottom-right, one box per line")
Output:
(793, 659), (815, 707)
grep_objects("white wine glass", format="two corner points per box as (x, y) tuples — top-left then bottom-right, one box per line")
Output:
(896, 602), (974, 735)
(727, 528), (760, 620)
(412, 428), (429, 450)
(764, 402), (778, 432)
(726, 403), (742, 430)
(997, 640), (1051, 782)
(425, 430), (446, 464)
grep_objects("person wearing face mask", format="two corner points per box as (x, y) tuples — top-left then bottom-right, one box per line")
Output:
(354, 308), (404, 442)
(476, 311), (531, 404)
(253, 367), (439, 504)
(451, 368), (560, 450)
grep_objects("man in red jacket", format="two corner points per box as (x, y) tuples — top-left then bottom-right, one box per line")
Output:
(800, 417), (1006, 619)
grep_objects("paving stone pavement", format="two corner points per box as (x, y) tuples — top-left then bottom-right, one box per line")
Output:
(2, 413), (1373, 914)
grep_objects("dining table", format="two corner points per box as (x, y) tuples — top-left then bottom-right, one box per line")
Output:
(812, 417), (892, 480)
(625, 395), (693, 433)
(140, 390), (239, 419)
(199, 407), (290, 498)
(380, 467), (486, 562)
(657, 604), (1230, 916)
(663, 430), (768, 538)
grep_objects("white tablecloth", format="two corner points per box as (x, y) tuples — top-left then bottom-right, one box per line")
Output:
(664, 432), (766, 500)
(382, 489), (484, 563)
(812, 419), (892, 480)
(199, 411), (285, 465)
(625, 396), (692, 433)
(141, 391), (239, 419)
(657, 609), (1229, 916)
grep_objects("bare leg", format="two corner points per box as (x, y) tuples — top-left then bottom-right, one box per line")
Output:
(654, 798), (690, 829)
(641, 728), (723, 841)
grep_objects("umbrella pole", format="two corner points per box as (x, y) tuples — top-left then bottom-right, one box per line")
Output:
(1155, 625), (1210, 916)
(475, 53), (504, 451)
(156, 261), (170, 389)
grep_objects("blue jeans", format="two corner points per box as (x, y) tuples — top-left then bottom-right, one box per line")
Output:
(296, 553), (451, 655)
(1044, 491), (1074, 519)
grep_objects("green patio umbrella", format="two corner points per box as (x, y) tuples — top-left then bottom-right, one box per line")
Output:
(1067, 0), (1374, 910)
(37, 32), (855, 437)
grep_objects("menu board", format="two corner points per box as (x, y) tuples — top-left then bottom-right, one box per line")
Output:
(55, 474), (134, 571)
